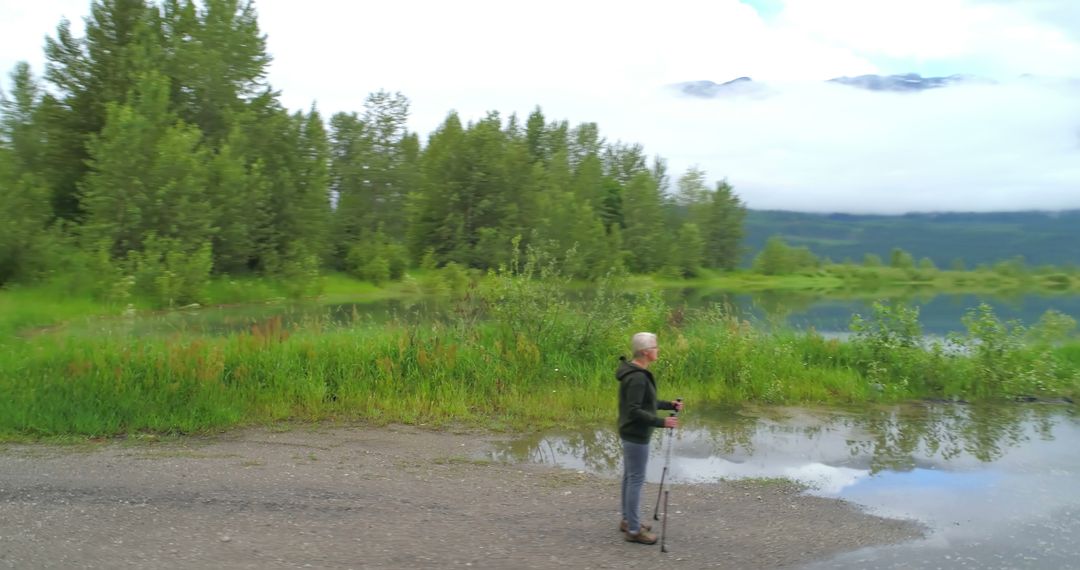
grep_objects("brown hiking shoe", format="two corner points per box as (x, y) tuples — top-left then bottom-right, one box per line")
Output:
(624, 530), (658, 544)
(619, 520), (652, 533)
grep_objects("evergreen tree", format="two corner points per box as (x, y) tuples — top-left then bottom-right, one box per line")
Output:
(43, 0), (161, 220)
(458, 112), (514, 267)
(570, 153), (605, 214)
(620, 172), (666, 273)
(701, 180), (746, 270)
(79, 71), (213, 258)
(672, 222), (706, 277)
(603, 141), (648, 186)
(568, 122), (602, 170)
(1, 63), (46, 176)
(890, 247), (915, 269)
(205, 131), (257, 272)
(753, 236), (790, 275)
(0, 145), (53, 284)
(675, 166), (710, 211)
(331, 91), (414, 263)
(162, 0), (272, 144)
(408, 111), (467, 264)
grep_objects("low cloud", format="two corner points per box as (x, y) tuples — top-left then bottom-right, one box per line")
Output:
(432, 76), (1080, 214)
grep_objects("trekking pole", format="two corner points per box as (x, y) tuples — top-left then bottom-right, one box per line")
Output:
(652, 398), (681, 521)
(660, 489), (671, 553)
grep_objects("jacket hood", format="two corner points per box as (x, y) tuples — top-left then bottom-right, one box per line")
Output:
(616, 356), (647, 382)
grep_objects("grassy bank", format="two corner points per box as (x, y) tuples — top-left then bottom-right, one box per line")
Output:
(2, 263), (1078, 438)
(0, 273), (414, 339)
(4, 263), (1073, 339)
(667, 266), (1079, 294)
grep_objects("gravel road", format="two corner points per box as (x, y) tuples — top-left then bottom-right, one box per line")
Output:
(0, 425), (922, 569)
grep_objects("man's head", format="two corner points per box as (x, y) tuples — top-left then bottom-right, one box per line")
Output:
(631, 332), (658, 359)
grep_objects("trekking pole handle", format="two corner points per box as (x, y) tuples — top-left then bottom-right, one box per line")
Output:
(672, 398), (682, 417)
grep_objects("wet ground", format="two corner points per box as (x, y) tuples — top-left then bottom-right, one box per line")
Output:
(0, 424), (921, 569)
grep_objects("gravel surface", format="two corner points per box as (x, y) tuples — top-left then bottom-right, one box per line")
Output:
(0, 425), (923, 569)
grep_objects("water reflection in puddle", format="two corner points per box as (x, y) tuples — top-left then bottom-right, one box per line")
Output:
(493, 403), (1080, 569)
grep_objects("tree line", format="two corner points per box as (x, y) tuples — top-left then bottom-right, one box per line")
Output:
(0, 0), (747, 305)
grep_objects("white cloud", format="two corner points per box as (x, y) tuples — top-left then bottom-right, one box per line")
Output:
(644, 77), (1080, 213)
(775, 0), (1080, 78)
(2, 0), (1079, 213)
(0, 0), (88, 79)
(253, 0), (878, 114)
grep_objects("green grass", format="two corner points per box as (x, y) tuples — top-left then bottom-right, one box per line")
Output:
(2, 294), (1076, 439)
(0, 283), (109, 338)
(1, 273), (402, 339)
(3, 264), (1078, 439)
(675, 266), (1077, 295)
(6, 266), (1073, 340)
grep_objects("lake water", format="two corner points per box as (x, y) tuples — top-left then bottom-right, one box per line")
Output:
(673, 288), (1080, 336)
(57, 288), (1080, 339)
(492, 403), (1080, 569)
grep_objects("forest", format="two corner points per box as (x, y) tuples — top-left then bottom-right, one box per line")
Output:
(0, 0), (746, 309)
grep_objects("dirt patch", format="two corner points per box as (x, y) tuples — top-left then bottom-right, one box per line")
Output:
(0, 425), (922, 569)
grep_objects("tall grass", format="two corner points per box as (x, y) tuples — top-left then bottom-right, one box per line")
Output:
(0, 283), (106, 338)
(1, 249), (1078, 438)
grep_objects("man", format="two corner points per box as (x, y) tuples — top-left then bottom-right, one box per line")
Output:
(616, 331), (681, 544)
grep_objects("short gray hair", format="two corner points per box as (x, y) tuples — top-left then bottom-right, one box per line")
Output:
(631, 332), (657, 356)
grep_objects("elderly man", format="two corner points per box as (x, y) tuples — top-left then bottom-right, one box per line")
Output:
(615, 331), (681, 544)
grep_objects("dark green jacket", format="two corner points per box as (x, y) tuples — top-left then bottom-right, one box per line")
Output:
(616, 357), (675, 444)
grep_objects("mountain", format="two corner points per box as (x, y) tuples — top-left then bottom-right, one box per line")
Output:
(742, 210), (1080, 268)
(827, 73), (983, 91)
(678, 76), (758, 97)
(673, 73), (989, 97)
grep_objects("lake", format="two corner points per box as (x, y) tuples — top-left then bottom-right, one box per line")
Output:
(60, 287), (1080, 339)
(493, 403), (1080, 569)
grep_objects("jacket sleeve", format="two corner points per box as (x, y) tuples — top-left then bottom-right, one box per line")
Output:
(658, 400), (675, 411)
(626, 376), (665, 428)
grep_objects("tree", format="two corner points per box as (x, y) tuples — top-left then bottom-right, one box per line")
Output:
(0, 63), (55, 283)
(291, 106), (332, 263)
(752, 236), (818, 275)
(0, 147), (53, 284)
(205, 131), (259, 273)
(1, 63), (46, 176)
(43, 0), (161, 220)
(567, 122), (602, 170)
(524, 107), (546, 163)
(80, 71), (213, 259)
(700, 180), (746, 270)
(408, 111), (467, 264)
(603, 141), (647, 186)
(332, 91), (415, 259)
(672, 222), (705, 277)
(621, 172), (666, 273)
(162, 0), (272, 144)
(675, 166), (710, 210)
(890, 247), (915, 269)
(570, 152), (605, 215)
(753, 236), (790, 275)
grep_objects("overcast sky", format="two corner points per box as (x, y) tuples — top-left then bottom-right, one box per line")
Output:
(3, 0), (1079, 213)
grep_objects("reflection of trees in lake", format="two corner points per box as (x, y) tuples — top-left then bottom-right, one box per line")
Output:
(489, 428), (625, 474)
(495, 404), (1075, 477)
(846, 404), (1067, 472)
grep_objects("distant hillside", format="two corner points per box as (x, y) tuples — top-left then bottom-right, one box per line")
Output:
(742, 210), (1080, 268)
(673, 73), (991, 97)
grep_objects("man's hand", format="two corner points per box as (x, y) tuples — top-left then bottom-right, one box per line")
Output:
(663, 416), (679, 429)
(672, 399), (684, 412)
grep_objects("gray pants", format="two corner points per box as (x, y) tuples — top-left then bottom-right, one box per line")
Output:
(621, 440), (650, 533)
